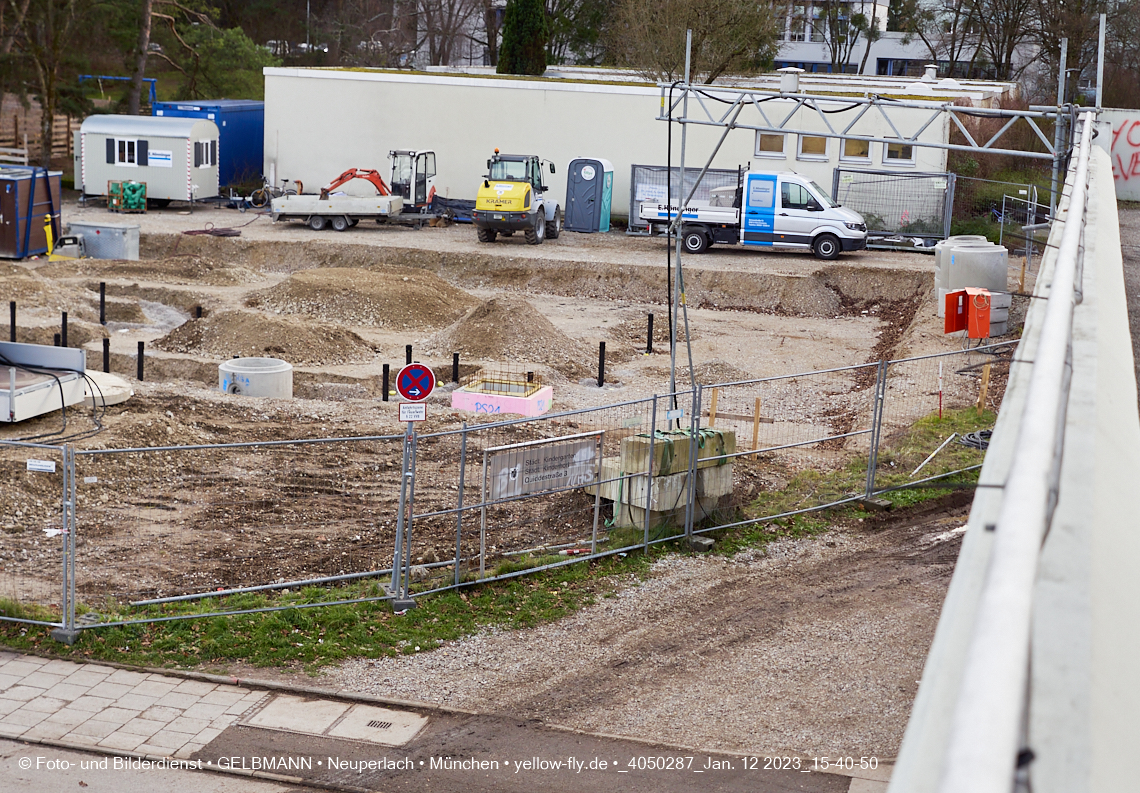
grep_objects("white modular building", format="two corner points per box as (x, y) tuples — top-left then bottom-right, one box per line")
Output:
(262, 66), (1017, 222)
(75, 115), (220, 202)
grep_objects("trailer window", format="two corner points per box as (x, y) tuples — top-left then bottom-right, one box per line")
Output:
(116, 139), (137, 166)
(194, 140), (217, 168)
(885, 140), (915, 165)
(755, 132), (785, 158)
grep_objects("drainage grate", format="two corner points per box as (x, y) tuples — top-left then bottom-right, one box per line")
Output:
(367, 720), (393, 730)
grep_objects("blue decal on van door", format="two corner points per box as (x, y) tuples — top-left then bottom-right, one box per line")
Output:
(742, 173), (777, 245)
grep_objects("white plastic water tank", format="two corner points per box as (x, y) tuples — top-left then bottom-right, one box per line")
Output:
(935, 235), (989, 299)
(219, 357), (293, 398)
(935, 238), (1004, 317)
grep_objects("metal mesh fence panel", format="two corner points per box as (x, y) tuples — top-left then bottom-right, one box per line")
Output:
(832, 169), (952, 238)
(0, 441), (66, 626)
(690, 364), (880, 531)
(408, 393), (696, 594)
(628, 164), (739, 233)
(869, 343), (1016, 494)
(73, 435), (404, 617)
(952, 174), (1042, 234)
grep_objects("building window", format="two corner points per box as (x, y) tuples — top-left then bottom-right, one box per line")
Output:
(884, 140), (915, 165)
(788, 5), (806, 41)
(755, 132), (786, 158)
(194, 140), (217, 168)
(117, 139), (137, 166)
(797, 135), (828, 160)
(840, 138), (871, 162)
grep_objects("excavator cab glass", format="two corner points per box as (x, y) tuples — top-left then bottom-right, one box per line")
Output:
(390, 153), (413, 199)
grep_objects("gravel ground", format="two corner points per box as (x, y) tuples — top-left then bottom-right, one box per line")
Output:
(1118, 206), (1140, 404)
(324, 494), (970, 760)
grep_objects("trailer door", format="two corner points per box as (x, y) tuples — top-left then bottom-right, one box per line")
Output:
(742, 173), (777, 246)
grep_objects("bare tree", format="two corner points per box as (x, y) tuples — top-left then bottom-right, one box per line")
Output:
(416, 0), (479, 65)
(858, 4), (883, 75)
(810, 0), (869, 72)
(895, 0), (981, 76)
(127, 0), (154, 114)
(974, 0), (1034, 80)
(611, 0), (781, 84)
(1034, 0), (1106, 97)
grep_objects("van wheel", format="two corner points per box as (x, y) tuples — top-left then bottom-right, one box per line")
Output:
(546, 206), (562, 239)
(683, 229), (709, 254)
(813, 233), (841, 260)
(331, 216), (350, 232)
(308, 216), (329, 231)
(526, 214), (546, 245)
(477, 227), (497, 243)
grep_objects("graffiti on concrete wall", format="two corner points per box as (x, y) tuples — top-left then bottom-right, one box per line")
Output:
(1105, 110), (1140, 200)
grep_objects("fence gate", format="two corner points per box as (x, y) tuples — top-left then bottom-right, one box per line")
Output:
(832, 168), (955, 240)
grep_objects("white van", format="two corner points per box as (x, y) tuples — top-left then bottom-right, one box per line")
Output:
(638, 171), (868, 259)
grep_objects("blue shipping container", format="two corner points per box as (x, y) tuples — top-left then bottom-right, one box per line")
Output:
(153, 100), (264, 188)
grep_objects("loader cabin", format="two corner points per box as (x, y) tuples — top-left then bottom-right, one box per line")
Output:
(75, 115), (220, 203)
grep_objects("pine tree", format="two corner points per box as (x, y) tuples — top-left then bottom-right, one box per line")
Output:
(497, 0), (548, 76)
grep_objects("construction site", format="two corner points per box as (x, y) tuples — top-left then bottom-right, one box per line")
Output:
(1, 39), (1138, 793)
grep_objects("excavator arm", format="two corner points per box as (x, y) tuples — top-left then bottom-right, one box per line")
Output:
(319, 168), (391, 200)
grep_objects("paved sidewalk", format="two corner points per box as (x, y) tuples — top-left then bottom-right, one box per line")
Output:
(0, 651), (268, 757)
(0, 650), (888, 793)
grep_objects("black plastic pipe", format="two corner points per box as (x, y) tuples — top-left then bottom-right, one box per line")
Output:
(99, 282), (106, 325)
(102, 338), (110, 374)
(9, 301), (14, 342)
(405, 345), (412, 365)
(53, 333), (60, 347)
(61, 312), (67, 347)
(137, 341), (144, 381)
(646, 313), (654, 354)
(452, 352), (459, 383)
(382, 364), (390, 402)
(597, 341), (606, 388)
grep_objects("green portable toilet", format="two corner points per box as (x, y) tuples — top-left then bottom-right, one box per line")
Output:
(565, 158), (613, 232)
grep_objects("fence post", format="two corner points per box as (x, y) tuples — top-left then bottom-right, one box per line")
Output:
(454, 423), (467, 587)
(642, 395), (657, 552)
(400, 430), (418, 605)
(944, 173), (957, 240)
(389, 424), (414, 607)
(51, 445), (78, 645)
(684, 386), (702, 540)
(864, 360), (889, 499)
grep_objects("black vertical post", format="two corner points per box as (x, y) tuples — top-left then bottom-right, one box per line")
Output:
(102, 338), (110, 374)
(646, 313), (654, 354)
(99, 283), (106, 325)
(597, 341), (606, 388)
(405, 345), (412, 365)
(53, 333), (60, 347)
(527, 371), (534, 383)
(137, 341), (144, 381)
(8, 301), (14, 342)
(61, 312), (67, 347)
(452, 352), (459, 383)
(195, 305), (203, 319)
(382, 364), (390, 401)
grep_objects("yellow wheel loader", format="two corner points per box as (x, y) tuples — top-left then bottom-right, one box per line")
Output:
(473, 150), (561, 245)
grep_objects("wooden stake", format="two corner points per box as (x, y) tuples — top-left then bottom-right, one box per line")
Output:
(751, 397), (762, 450)
(976, 362), (992, 413)
(1019, 258), (1026, 293)
(708, 387), (719, 427)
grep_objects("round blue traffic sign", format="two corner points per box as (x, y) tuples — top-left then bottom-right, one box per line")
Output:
(396, 363), (435, 401)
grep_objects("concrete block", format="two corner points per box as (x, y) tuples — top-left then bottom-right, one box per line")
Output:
(620, 429), (736, 476)
(689, 536), (715, 552)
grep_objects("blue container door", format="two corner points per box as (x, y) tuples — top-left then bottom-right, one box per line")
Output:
(565, 159), (602, 232)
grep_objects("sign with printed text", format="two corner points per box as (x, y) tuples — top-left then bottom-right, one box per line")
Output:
(26, 459), (56, 473)
(149, 150), (173, 168)
(399, 403), (427, 422)
(396, 363), (435, 401)
(488, 437), (598, 501)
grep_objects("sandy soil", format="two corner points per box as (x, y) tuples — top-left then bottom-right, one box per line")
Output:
(2, 197), (1023, 756)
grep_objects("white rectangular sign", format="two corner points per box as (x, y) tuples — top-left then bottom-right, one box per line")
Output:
(26, 459), (56, 473)
(149, 149), (173, 168)
(489, 437), (598, 500)
(399, 403), (426, 422)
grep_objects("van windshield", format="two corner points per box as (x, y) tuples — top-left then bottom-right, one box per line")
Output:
(808, 181), (839, 208)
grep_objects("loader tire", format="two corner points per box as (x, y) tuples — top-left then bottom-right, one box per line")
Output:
(477, 227), (497, 243)
(525, 214), (546, 245)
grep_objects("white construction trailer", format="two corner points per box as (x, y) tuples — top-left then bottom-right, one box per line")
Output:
(74, 115), (220, 203)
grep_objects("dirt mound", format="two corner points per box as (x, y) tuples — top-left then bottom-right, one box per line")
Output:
(245, 267), (476, 328)
(154, 310), (376, 366)
(40, 254), (260, 286)
(424, 296), (591, 378)
(676, 359), (756, 386)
